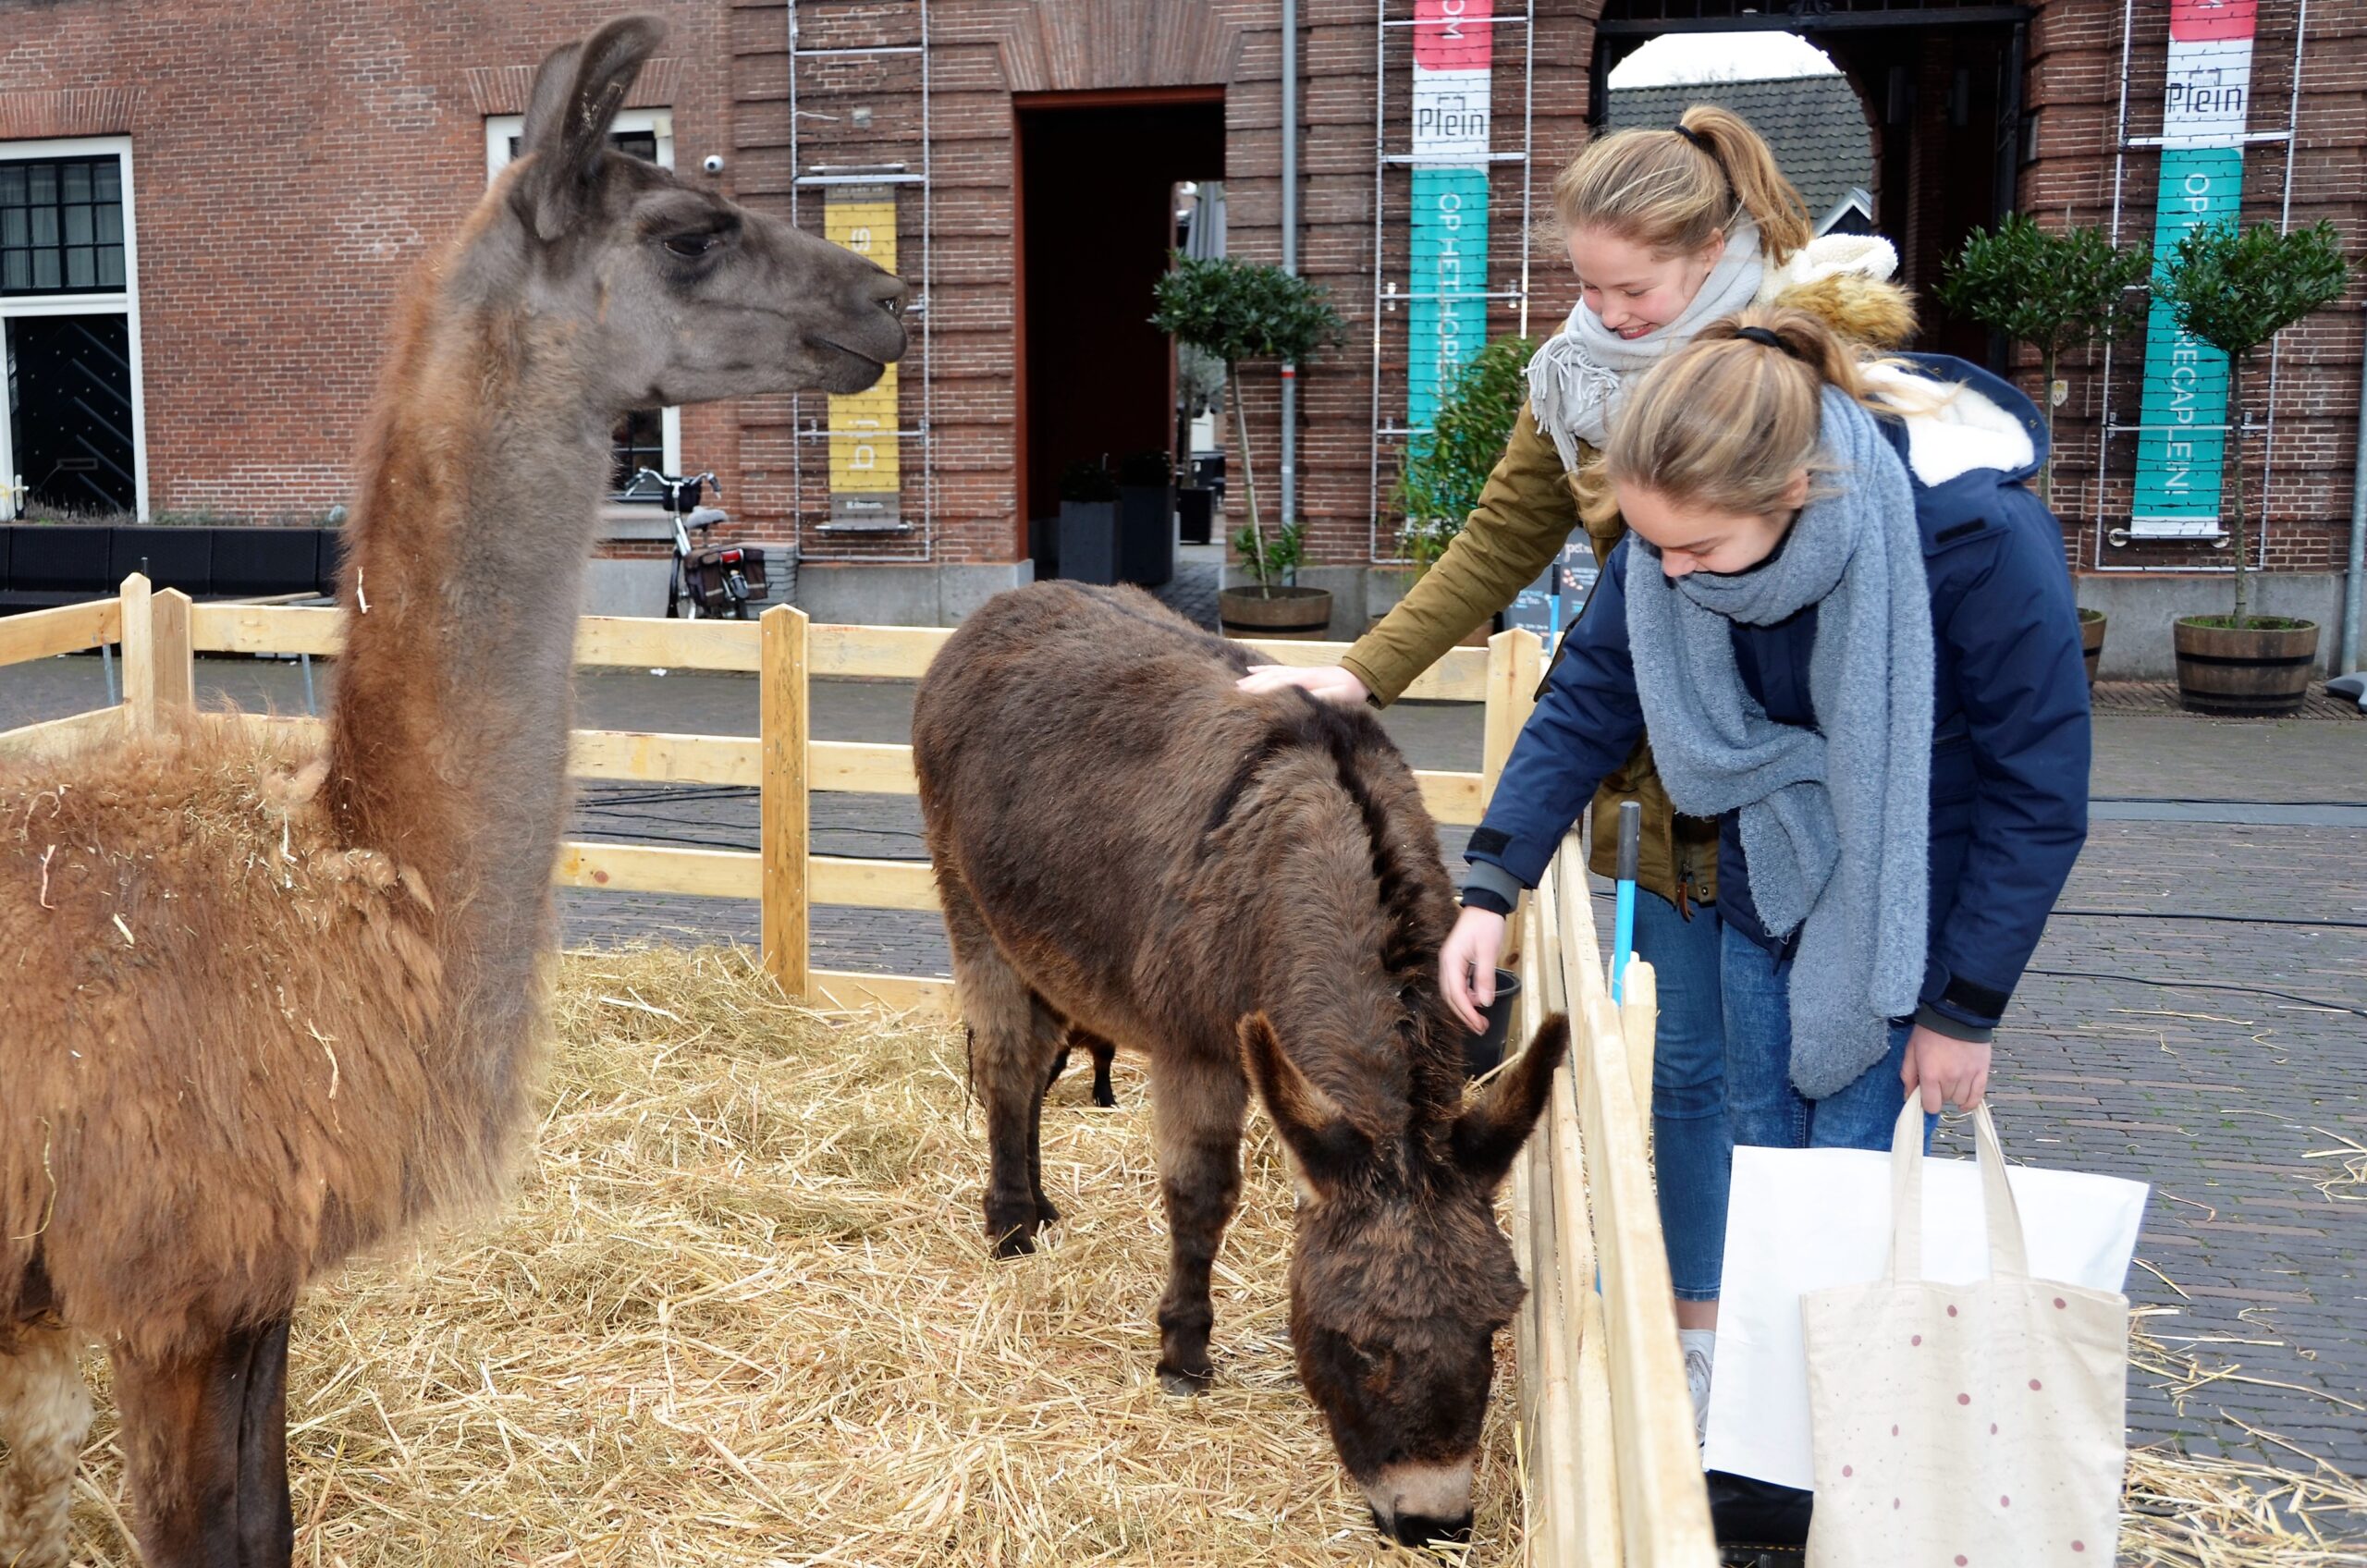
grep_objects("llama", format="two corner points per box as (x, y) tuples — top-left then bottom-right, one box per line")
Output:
(0, 18), (906, 1566)
(912, 582), (1566, 1547)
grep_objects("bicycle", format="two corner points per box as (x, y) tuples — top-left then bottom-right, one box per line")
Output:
(632, 467), (769, 619)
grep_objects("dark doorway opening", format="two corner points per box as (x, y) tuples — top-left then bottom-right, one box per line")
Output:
(1016, 90), (1225, 571)
(6, 313), (136, 516)
(1593, 3), (2031, 370)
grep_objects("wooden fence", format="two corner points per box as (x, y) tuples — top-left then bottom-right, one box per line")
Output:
(0, 576), (1712, 1566)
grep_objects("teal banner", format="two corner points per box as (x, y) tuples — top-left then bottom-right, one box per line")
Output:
(1407, 165), (1490, 429)
(2131, 146), (2244, 532)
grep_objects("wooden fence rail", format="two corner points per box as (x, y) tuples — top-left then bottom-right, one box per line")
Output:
(0, 577), (1709, 1564)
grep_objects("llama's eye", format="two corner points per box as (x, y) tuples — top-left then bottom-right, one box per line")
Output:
(664, 232), (720, 260)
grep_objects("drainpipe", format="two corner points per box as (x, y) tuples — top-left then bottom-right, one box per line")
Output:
(1278, 0), (1300, 535)
(2343, 299), (2367, 674)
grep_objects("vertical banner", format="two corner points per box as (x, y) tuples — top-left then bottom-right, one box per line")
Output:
(1407, 0), (1493, 431)
(2130, 0), (2256, 537)
(824, 186), (901, 529)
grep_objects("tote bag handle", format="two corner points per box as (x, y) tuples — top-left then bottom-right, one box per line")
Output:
(1885, 1095), (2030, 1283)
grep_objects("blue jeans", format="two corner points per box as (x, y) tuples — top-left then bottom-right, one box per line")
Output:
(1634, 889), (1729, 1302)
(1721, 923), (1925, 1153)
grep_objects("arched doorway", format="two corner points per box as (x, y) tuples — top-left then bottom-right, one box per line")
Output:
(1592, 0), (2032, 367)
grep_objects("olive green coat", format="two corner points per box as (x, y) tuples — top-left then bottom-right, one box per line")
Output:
(1340, 405), (1719, 908)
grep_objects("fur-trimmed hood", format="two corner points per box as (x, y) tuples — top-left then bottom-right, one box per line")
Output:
(1759, 233), (1917, 349)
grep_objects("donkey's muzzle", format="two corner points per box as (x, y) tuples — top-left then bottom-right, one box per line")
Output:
(1371, 1508), (1475, 1548)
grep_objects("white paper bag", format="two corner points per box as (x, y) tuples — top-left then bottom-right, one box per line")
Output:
(1705, 1107), (2147, 1490)
(1799, 1100), (2131, 1566)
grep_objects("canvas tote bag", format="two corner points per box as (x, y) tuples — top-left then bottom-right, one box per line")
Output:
(1798, 1096), (2129, 1567)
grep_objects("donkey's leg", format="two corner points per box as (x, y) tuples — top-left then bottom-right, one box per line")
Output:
(111, 1318), (293, 1568)
(0, 1322), (92, 1568)
(942, 877), (1063, 1257)
(1149, 1048), (1248, 1392)
(1085, 1033), (1120, 1109)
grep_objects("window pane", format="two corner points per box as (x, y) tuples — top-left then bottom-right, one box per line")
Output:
(610, 407), (666, 493)
(2, 158), (127, 296)
(612, 130), (659, 163)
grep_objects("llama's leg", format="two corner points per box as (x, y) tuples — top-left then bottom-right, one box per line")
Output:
(0, 1322), (92, 1568)
(235, 1320), (293, 1567)
(942, 877), (1063, 1256)
(1150, 1048), (1247, 1392)
(111, 1318), (293, 1568)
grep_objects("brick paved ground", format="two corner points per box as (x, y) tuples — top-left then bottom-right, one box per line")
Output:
(5, 651), (2362, 1504)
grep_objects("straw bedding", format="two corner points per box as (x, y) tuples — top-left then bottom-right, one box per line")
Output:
(32, 946), (2362, 1564)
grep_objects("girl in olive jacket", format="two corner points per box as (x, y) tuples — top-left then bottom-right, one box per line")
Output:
(1242, 104), (1913, 1439)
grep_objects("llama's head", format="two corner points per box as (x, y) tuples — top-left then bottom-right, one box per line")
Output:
(495, 16), (907, 414)
(1241, 1011), (1569, 1548)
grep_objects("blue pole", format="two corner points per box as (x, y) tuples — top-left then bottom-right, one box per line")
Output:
(1611, 799), (1640, 1002)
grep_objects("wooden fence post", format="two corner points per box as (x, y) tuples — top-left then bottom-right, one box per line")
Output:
(760, 605), (810, 998)
(1481, 629), (1542, 962)
(1619, 957), (1659, 1138)
(119, 575), (193, 729)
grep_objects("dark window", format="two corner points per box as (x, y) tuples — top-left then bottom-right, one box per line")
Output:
(1, 157), (128, 296)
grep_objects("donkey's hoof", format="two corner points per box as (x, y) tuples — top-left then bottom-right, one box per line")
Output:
(1091, 1084), (1119, 1109)
(1034, 1196), (1061, 1227)
(989, 1225), (1037, 1259)
(1157, 1360), (1215, 1396)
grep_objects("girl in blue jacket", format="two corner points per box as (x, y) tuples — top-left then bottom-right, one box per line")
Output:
(1442, 306), (2090, 1152)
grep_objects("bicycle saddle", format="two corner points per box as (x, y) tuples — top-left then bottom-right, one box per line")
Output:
(684, 506), (730, 530)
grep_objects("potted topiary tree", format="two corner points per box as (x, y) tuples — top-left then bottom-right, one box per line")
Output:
(1056, 457), (1122, 586)
(1386, 333), (1538, 641)
(1150, 252), (1344, 638)
(2153, 218), (2350, 717)
(1937, 215), (2152, 683)
(1116, 449), (1175, 588)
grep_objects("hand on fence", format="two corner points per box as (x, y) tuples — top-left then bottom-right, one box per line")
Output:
(1441, 905), (1507, 1034)
(1234, 663), (1372, 705)
(1901, 1024), (1993, 1113)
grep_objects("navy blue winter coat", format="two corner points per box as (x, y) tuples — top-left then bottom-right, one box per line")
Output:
(1464, 356), (2091, 1041)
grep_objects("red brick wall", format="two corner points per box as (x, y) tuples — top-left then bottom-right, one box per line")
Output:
(2020, 0), (2366, 575)
(0, 0), (742, 534)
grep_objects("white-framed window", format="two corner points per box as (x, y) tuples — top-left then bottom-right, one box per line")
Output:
(0, 135), (148, 521)
(484, 110), (679, 498)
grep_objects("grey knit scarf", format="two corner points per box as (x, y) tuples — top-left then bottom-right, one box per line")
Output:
(1526, 220), (1765, 470)
(1624, 387), (1934, 1098)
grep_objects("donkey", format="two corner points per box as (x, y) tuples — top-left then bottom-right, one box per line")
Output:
(912, 582), (1567, 1546)
(0, 18), (903, 1566)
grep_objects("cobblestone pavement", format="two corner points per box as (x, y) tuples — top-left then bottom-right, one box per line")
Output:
(6, 651), (2363, 1497)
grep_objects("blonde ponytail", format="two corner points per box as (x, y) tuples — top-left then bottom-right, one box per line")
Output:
(1551, 104), (1813, 265)
(1595, 307), (1890, 518)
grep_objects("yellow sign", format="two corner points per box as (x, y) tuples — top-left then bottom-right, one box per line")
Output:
(824, 192), (900, 525)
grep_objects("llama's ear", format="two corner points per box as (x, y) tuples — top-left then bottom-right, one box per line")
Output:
(516, 15), (667, 241)
(1239, 1013), (1369, 1194)
(1451, 1014), (1568, 1192)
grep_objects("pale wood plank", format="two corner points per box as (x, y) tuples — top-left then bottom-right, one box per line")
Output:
(189, 603), (342, 656)
(807, 623), (951, 679)
(803, 968), (954, 1016)
(119, 576), (159, 729)
(811, 740), (919, 794)
(761, 606), (810, 996)
(1414, 767), (1483, 826)
(0, 598), (121, 667)
(808, 854), (937, 911)
(554, 840), (759, 898)
(570, 729), (759, 785)
(573, 614), (760, 671)
(0, 705), (123, 763)
(151, 589), (194, 714)
(1620, 959), (1660, 1141)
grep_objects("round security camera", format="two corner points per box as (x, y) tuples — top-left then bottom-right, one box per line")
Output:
(701, 153), (726, 175)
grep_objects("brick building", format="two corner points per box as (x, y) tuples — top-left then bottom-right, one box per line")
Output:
(3, 1), (2361, 673)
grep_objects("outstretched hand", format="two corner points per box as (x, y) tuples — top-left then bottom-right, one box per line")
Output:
(1235, 664), (1373, 706)
(1441, 906), (1508, 1035)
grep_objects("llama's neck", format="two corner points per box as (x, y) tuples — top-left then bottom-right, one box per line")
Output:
(325, 300), (608, 1001)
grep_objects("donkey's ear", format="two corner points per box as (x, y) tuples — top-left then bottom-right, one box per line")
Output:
(516, 15), (666, 241)
(1451, 1014), (1568, 1191)
(1239, 1013), (1369, 1193)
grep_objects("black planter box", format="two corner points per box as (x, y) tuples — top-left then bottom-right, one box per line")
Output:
(1177, 486), (1214, 546)
(109, 527), (214, 598)
(1057, 500), (1120, 585)
(3, 525), (114, 601)
(1117, 484), (1174, 587)
(211, 527), (328, 598)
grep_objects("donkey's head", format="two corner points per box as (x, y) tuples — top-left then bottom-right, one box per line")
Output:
(1242, 1011), (1570, 1546)
(495, 17), (907, 414)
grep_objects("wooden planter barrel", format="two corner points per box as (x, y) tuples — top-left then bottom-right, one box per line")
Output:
(2078, 609), (2105, 687)
(1219, 584), (1331, 640)
(2173, 617), (2322, 717)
